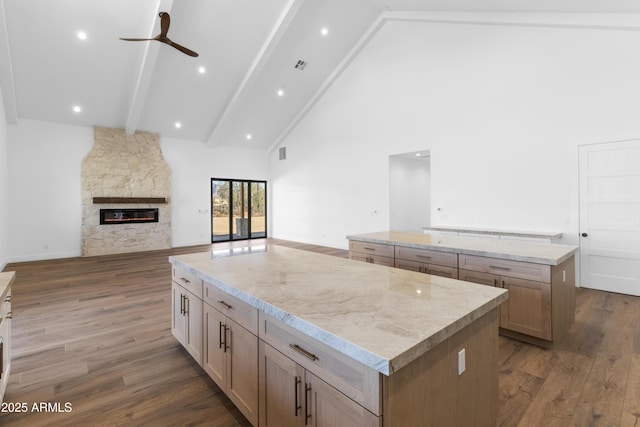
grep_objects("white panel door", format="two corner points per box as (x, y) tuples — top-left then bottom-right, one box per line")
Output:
(579, 140), (640, 295)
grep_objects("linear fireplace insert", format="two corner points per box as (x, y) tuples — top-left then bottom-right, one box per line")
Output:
(100, 208), (159, 225)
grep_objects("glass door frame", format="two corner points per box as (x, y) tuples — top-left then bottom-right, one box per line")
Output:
(211, 178), (267, 243)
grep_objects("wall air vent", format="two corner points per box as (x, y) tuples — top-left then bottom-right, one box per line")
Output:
(294, 60), (307, 71)
(279, 147), (287, 160)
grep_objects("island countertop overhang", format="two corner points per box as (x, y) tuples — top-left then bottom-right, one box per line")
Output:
(169, 245), (507, 376)
(347, 231), (578, 265)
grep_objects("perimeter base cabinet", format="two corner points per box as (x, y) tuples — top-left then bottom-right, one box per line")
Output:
(203, 282), (259, 426)
(0, 273), (13, 405)
(172, 267), (203, 366)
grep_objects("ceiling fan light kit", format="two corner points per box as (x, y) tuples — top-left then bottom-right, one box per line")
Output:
(120, 12), (199, 57)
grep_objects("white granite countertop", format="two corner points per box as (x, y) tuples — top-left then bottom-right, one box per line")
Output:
(169, 245), (507, 376)
(348, 231), (578, 265)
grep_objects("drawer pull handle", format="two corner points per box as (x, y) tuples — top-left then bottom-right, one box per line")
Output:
(416, 255), (432, 259)
(217, 300), (233, 310)
(363, 247), (376, 251)
(6, 312), (11, 320)
(489, 265), (511, 271)
(180, 277), (191, 284)
(180, 294), (185, 315)
(294, 376), (301, 416)
(290, 344), (318, 361)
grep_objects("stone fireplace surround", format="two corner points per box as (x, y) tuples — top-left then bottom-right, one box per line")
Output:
(81, 127), (171, 256)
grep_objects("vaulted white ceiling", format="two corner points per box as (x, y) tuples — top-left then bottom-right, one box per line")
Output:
(1, 0), (639, 151)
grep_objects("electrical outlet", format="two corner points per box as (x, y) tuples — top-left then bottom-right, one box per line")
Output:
(458, 349), (466, 375)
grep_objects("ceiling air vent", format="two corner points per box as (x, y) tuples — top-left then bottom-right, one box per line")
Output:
(294, 60), (307, 71)
(279, 147), (287, 160)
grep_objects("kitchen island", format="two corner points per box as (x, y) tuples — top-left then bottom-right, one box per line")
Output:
(348, 231), (578, 345)
(169, 244), (507, 426)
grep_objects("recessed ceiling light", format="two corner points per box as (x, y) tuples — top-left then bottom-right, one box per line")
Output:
(175, 122), (182, 129)
(246, 134), (252, 140)
(321, 27), (329, 36)
(77, 31), (87, 40)
(277, 88), (285, 97)
(198, 66), (206, 74)
(72, 105), (82, 113)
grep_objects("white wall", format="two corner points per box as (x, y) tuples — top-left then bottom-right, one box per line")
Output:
(7, 120), (270, 262)
(389, 155), (430, 232)
(270, 16), (640, 249)
(161, 137), (269, 247)
(8, 120), (94, 261)
(0, 85), (9, 270)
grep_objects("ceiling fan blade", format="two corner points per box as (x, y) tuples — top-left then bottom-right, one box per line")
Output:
(120, 38), (155, 41)
(159, 12), (170, 38)
(163, 39), (199, 57)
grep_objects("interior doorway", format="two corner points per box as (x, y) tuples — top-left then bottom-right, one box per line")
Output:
(389, 150), (431, 232)
(579, 139), (640, 296)
(211, 178), (267, 242)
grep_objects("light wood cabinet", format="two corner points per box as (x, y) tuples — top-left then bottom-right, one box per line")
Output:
(172, 280), (203, 366)
(203, 282), (259, 427)
(348, 241), (394, 267)
(458, 268), (552, 339)
(0, 272), (13, 405)
(170, 260), (502, 427)
(459, 254), (574, 343)
(258, 341), (380, 427)
(394, 246), (458, 279)
(348, 237), (575, 345)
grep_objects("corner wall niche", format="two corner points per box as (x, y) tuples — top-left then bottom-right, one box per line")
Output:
(81, 127), (171, 256)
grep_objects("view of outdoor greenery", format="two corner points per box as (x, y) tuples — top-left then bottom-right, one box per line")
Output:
(211, 179), (266, 242)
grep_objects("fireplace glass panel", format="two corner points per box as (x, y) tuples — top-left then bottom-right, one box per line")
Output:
(100, 208), (159, 225)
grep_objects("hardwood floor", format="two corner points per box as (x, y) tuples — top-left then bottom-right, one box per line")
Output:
(1, 239), (639, 426)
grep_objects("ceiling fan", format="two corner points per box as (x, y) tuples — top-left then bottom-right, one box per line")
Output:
(120, 12), (199, 57)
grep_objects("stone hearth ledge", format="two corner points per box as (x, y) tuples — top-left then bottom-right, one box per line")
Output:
(169, 245), (507, 375)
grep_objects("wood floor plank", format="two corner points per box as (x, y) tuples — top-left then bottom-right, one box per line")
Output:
(1, 240), (639, 426)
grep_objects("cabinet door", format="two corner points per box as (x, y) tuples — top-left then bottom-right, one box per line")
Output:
(307, 372), (380, 427)
(500, 277), (552, 340)
(183, 289), (203, 365)
(259, 342), (305, 427)
(203, 304), (227, 388)
(227, 318), (259, 426)
(171, 282), (187, 345)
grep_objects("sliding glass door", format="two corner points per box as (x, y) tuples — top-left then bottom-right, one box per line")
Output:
(211, 178), (267, 242)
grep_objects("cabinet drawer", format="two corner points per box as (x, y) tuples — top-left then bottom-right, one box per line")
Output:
(395, 259), (458, 279)
(395, 246), (457, 268)
(259, 312), (381, 415)
(349, 252), (394, 267)
(204, 282), (258, 335)
(172, 267), (203, 299)
(459, 255), (550, 283)
(349, 241), (395, 258)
